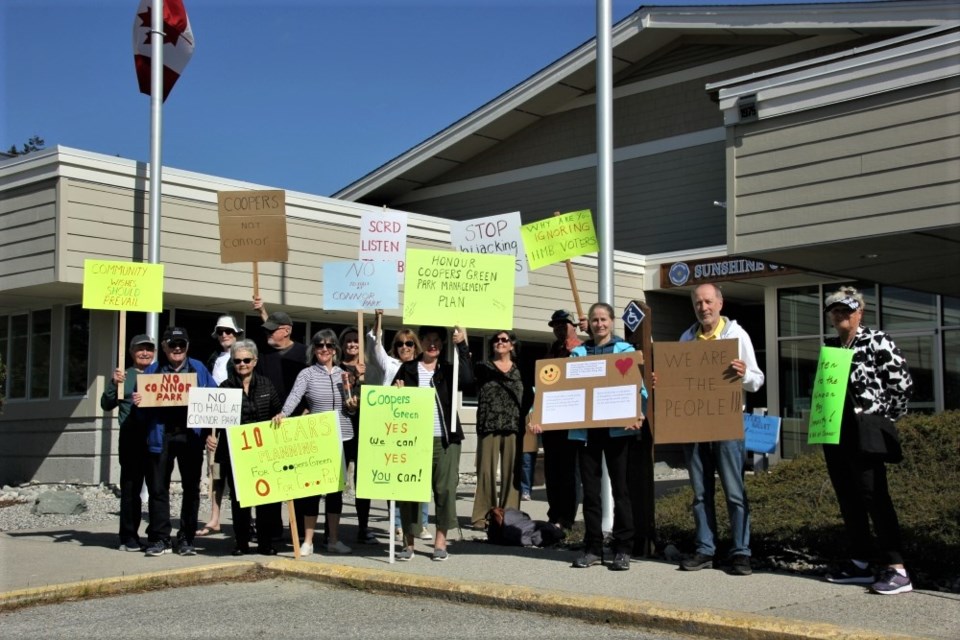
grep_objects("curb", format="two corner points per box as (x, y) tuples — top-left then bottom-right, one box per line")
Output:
(0, 559), (925, 640)
(262, 559), (921, 640)
(0, 562), (258, 611)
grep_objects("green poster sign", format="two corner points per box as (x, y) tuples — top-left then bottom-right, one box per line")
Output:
(226, 413), (345, 508)
(807, 346), (855, 445)
(520, 209), (598, 270)
(356, 385), (435, 502)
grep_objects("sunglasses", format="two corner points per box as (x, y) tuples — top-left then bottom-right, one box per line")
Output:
(314, 342), (337, 350)
(394, 340), (416, 349)
(167, 341), (187, 350)
(492, 337), (513, 344)
(232, 357), (254, 365)
(216, 328), (236, 336)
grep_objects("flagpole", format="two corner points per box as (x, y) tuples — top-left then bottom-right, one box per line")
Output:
(146, 0), (164, 346)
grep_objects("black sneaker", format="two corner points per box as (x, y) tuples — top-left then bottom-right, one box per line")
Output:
(573, 552), (602, 568)
(729, 554), (752, 576)
(610, 552), (630, 571)
(144, 540), (171, 557)
(825, 560), (874, 584)
(680, 553), (714, 571)
(178, 540), (197, 556)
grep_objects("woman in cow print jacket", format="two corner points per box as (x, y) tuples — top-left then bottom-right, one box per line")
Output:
(822, 286), (914, 596)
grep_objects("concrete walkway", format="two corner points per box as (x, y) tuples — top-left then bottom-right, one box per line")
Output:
(1, 488), (957, 639)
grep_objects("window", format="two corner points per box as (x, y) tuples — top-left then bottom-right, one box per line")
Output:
(2, 311), (51, 400)
(63, 305), (90, 396)
(881, 286), (936, 330)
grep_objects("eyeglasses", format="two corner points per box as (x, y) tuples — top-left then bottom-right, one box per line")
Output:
(314, 342), (337, 350)
(216, 329), (235, 336)
(492, 337), (513, 344)
(167, 341), (187, 350)
(394, 340), (416, 349)
(232, 357), (254, 365)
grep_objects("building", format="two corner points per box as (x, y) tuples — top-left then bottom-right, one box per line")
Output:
(2, 0), (958, 485)
(336, 0), (960, 459)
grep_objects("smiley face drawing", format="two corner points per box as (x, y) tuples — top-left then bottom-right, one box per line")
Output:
(539, 363), (562, 386)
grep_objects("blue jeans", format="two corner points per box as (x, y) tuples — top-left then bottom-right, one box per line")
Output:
(683, 439), (750, 557)
(520, 450), (537, 496)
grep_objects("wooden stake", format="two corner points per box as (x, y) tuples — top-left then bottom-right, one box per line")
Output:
(356, 311), (365, 368)
(117, 310), (127, 372)
(553, 212), (585, 320)
(288, 500), (301, 559)
(252, 262), (260, 299)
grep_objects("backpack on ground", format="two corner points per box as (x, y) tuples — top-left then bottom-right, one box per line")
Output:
(485, 507), (564, 547)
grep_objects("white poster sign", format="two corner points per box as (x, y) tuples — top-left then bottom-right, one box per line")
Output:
(360, 209), (408, 284)
(449, 211), (529, 287)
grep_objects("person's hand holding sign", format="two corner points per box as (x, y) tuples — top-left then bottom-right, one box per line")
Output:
(724, 358), (748, 382)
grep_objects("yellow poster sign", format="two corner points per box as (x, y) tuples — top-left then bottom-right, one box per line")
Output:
(403, 249), (514, 330)
(226, 413), (345, 508)
(82, 259), (164, 312)
(356, 386), (435, 502)
(520, 210), (598, 270)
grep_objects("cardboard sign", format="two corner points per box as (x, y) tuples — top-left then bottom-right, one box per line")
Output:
(652, 340), (743, 444)
(323, 260), (399, 310)
(360, 209), (407, 283)
(403, 249), (515, 330)
(356, 386), (435, 502)
(227, 413), (345, 508)
(520, 209), (598, 270)
(449, 211), (529, 287)
(744, 414), (781, 454)
(217, 189), (288, 264)
(807, 346), (855, 445)
(530, 352), (642, 431)
(186, 387), (242, 429)
(137, 373), (198, 407)
(82, 259), (164, 312)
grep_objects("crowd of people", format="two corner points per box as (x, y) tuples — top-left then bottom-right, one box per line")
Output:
(100, 283), (915, 594)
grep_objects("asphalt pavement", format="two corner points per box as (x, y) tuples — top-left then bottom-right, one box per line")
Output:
(1, 484), (958, 640)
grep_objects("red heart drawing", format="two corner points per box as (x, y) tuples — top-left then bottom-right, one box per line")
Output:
(615, 357), (633, 376)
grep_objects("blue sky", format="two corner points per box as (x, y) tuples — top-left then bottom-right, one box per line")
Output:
(2, 0), (880, 197)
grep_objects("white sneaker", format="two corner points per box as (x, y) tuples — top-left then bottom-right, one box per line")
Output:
(420, 527), (433, 540)
(299, 542), (313, 556)
(327, 540), (352, 554)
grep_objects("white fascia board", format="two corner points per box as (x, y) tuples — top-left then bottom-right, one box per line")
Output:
(718, 29), (960, 124)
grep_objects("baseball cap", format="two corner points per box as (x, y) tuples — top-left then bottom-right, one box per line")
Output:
(824, 292), (861, 312)
(129, 334), (155, 349)
(548, 310), (576, 327)
(162, 326), (189, 344)
(262, 311), (293, 332)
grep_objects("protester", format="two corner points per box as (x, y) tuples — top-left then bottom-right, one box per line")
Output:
(470, 330), (533, 529)
(274, 329), (357, 556)
(140, 327), (218, 557)
(547, 302), (644, 571)
(821, 286), (914, 595)
(197, 315), (243, 538)
(677, 283), (764, 576)
(540, 310), (583, 530)
(100, 334), (155, 552)
(253, 303), (307, 550)
(365, 309), (431, 539)
(393, 325), (473, 561)
(339, 325), (375, 544)
(208, 339), (283, 556)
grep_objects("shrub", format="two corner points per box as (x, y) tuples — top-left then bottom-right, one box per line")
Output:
(654, 410), (960, 590)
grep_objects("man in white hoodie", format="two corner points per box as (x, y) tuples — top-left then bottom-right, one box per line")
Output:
(678, 283), (764, 577)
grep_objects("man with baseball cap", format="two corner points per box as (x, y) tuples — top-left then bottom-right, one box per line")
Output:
(539, 309), (585, 530)
(140, 327), (218, 557)
(100, 333), (156, 552)
(254, 304), (308, 549)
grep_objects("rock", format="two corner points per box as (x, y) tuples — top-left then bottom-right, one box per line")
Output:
(31, 491), (87, 515)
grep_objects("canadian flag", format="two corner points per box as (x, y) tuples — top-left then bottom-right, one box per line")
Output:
(132, 0), (195, 101)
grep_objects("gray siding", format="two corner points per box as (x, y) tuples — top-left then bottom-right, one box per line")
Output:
(406, 142), (726, 255)
(0, 179), (58, 292)
(731, 77), (960, 252)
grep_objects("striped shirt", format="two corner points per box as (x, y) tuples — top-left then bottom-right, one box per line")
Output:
(282, 363), (354, 441)
(418, 362), (442, 437)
